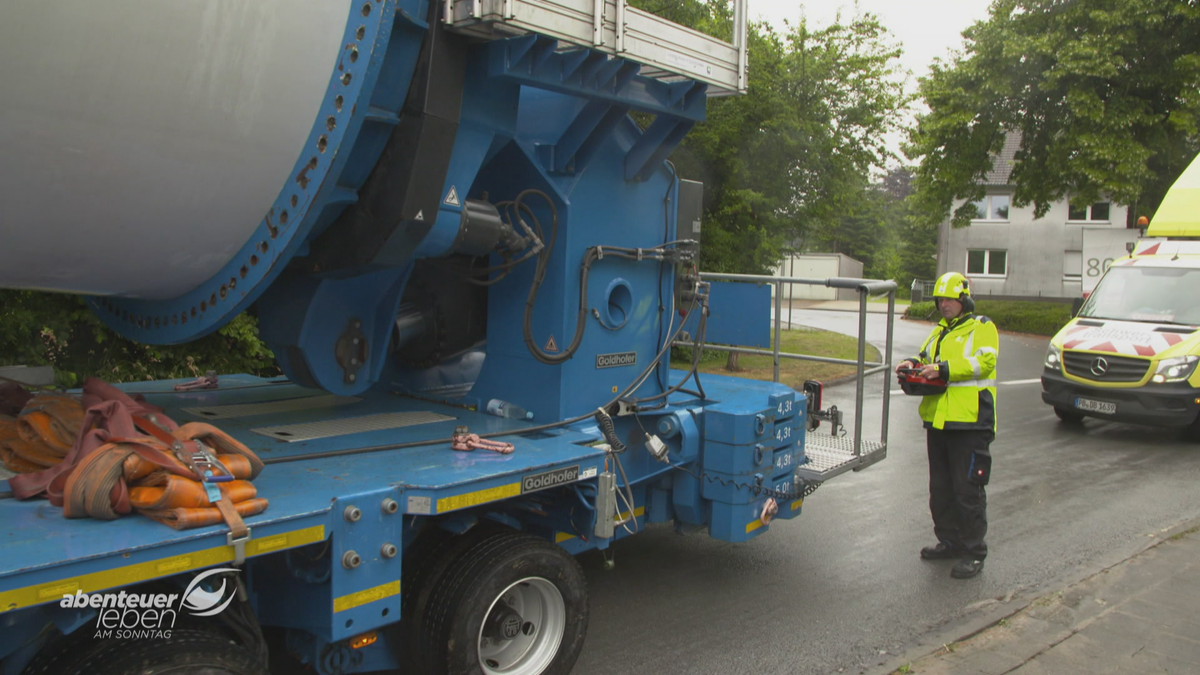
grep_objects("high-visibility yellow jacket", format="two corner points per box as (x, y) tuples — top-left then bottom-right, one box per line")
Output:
(912, 314), (999, 432)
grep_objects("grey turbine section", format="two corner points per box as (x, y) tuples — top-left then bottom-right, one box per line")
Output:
(0, 0), (347, 300)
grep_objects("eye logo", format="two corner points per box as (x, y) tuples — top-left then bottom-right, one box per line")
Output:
(180, 568), (240, 617)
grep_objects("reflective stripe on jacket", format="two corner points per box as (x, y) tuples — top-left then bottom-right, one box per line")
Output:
(914, 314), (999, 431)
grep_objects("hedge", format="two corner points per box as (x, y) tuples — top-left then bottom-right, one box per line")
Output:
(904, 300), (1073, 336)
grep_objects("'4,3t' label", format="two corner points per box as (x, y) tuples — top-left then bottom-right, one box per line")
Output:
(775, 425), (792, 443)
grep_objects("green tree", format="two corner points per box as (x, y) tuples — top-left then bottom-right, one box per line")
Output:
(908, 0), (1200, 229)
(809, 177), (891, 278)
(808, 167), (920, 283)
(0, 291), (277, 388)
(635, 1), (911, 273)
(880, 166), (937, 290)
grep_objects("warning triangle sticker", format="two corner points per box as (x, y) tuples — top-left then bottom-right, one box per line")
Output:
(443, 186), (460, 207)
(414, 210), (424, 221)
(544, 335), (559, 353)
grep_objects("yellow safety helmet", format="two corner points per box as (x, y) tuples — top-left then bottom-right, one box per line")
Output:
(932, 271), (974, 312)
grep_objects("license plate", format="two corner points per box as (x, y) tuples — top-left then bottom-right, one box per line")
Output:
(1075, 397), (1116, 415)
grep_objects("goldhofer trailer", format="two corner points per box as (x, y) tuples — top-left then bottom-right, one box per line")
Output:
(0, 2), (891, 673)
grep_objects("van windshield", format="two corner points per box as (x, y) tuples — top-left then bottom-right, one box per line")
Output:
(1081, 266), (1200, 325)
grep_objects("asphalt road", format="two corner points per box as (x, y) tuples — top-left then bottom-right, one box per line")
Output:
(571, 309), (1200, 675)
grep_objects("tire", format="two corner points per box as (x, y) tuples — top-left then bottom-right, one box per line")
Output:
(419, 530), (588, 675)
(62, 628), (266, 675)
(1182, 414), (1200, 443)
(20, 625), (115, 675)
(400, 524), (503, 674)
(1053, 407), (1085, 423)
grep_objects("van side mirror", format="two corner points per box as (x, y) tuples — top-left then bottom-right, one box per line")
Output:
(1071, 297), (1084, 318)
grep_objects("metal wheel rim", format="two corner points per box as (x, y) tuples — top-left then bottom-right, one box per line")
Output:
(477, 577), (566, 675)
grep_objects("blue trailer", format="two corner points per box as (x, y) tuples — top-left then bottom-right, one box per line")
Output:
(0, 2), (891, 674)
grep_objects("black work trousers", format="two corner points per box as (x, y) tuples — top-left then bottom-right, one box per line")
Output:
(926, 427), (991, 560)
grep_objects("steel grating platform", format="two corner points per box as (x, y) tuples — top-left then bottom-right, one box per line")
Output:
(797, 433), (887, 482)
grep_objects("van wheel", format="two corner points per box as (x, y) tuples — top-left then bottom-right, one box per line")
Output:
(421, 531), (588, 675)
(1183, 414), (1200, 443)
(1053, 407), (1085, 424)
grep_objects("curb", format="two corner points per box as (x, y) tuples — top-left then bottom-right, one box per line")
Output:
(861, 515), (1200, 675)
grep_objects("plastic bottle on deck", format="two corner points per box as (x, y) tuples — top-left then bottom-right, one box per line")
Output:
(485, 399), (534, 420)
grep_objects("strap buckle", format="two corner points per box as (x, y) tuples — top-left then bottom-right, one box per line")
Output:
(227, 527), (253, 566)
(174, 441), (234, 485)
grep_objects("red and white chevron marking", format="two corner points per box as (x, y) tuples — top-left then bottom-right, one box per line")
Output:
(1061, 322), (1193, 357)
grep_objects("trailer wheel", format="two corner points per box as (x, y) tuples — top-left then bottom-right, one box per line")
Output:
(19, 626), (113, 675)
(401, 524), (502, 674)
(61, 629), (266, 675)
(1053, 407), (1085, 424)
(423, 531), (588, 675)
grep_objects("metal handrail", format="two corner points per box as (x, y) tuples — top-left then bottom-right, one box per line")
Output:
(681, 273), (897, 465)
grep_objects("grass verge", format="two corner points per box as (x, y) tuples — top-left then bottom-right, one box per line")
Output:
(672, 325), (881, 391)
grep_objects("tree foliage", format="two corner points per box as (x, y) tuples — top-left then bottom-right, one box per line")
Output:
(908, 0), (1200, 229)
(635, 0), (911, 273)
(806, 167), (936, 289)
(0, 291), (278, 387)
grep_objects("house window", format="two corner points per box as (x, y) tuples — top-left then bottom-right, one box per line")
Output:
(1068, 202), (1111, 222)
(1063, 250), (1082, 279)
(969, 194), (1010, 221)
(967, 249), (1007, 277)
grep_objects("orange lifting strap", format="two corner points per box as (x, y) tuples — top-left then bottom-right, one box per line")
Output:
(6, 379), (268, 563)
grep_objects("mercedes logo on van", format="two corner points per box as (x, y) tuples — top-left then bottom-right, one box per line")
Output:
(1090, 357), (1109, 377)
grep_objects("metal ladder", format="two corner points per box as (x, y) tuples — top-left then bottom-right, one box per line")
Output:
(443, 0), (748, 96)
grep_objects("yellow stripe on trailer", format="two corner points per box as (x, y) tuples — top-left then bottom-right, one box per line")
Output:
(555, 507), (644, 542)
(333, 580), (400, 613)
(436, 483), (522, 513)
(0, 525), (325, 613)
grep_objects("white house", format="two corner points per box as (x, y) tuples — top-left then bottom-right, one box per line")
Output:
(937, 133), (1133, 299)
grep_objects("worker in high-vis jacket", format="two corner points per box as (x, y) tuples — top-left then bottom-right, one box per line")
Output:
(896, 271), (998, 579)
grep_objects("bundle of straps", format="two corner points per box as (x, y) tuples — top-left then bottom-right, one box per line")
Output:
(4, 379), (267, 557)
(0, 386), (85, 473)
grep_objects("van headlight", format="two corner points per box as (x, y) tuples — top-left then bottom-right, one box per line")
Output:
(1044, 345), (1062, 371)
(1151, 355), (1199, 383)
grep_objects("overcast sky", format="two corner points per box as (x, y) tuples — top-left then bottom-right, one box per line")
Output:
(749, 0), (995, 81)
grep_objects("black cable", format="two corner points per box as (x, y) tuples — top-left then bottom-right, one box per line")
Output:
(517, 184), (693, 365)
(656, 171), (673, 392)
(261, 297), (701, 466)
(630, 279), (709, 405)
